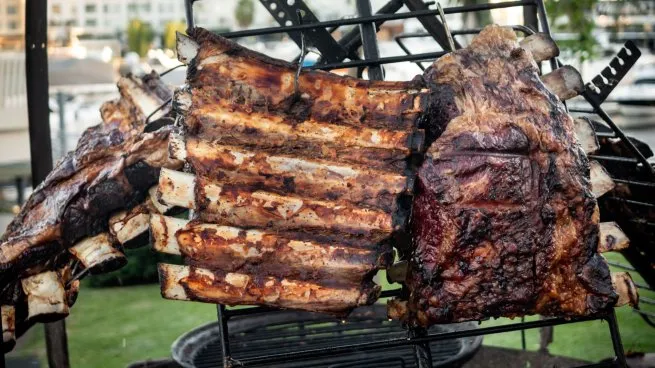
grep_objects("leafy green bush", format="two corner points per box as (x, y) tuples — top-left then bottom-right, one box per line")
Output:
(87, 246), (179, 288)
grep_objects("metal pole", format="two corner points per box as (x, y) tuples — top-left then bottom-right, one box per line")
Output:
(56, 92), (66, 158)
(606, 311), (627, 368)
(216, 305), (231, 368)
(356, 0), (384, 81)
(26, 1), (70, 367)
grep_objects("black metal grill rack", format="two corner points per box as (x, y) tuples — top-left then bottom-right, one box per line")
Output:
(11, 0), (654, 367)
(178, 0), (654, 367)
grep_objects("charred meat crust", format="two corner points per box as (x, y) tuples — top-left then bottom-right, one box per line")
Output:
(405, 26), (616, 325)
(0, 73), (176, 287)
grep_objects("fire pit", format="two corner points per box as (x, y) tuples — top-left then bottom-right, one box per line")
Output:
(172, 304), (482, 368)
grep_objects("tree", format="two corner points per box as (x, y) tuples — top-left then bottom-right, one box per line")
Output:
(162, 21), (187, 51)
(545, 0), (599, 63)
(235, 0), (255, 29)
(126, 19), (155, 57)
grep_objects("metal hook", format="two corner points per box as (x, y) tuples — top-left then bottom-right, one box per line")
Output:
(437, 3), (456, 52)
(144, 97), (173, 125)
(161, 64), (185, 77)
(294, 9), (307, 101)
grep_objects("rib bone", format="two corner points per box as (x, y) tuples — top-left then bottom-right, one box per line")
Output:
(1, 305), (14, 352)
(590, 161), (615, 197)
(21, 271), (69, 322)
(541, 65), (584, 101)
(68, 233), (126, 274)
(612, 272), (639, 307)
(598, 222), (630, 253)
(574, 118), (600, 154)
(158, 263), (379, 313)
(171, 135), (409, 208)
(519, 33), (560, 62)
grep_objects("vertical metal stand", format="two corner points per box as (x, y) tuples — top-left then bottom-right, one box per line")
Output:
(216, 305), (232, 368)
(356, 0), (384, 81)
(606, 311), (627, 368)
(26, 0), (71, 367)
(56, 92), (67, 159)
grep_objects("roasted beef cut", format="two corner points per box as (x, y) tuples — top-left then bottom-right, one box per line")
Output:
(397, 26), (637, 325)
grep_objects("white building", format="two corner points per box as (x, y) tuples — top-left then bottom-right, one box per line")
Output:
(0, 0), (25, 49)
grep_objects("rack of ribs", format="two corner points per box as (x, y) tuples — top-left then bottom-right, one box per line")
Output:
(0, 73), (180, 351)
(154, 28), (427, 313)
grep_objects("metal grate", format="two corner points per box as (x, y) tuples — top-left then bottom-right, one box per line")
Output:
(174, 305), (480, 368)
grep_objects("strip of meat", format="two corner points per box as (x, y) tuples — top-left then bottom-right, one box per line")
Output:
(179, 31), (427, 132)
(169, 135), (410, 210)
(157, 169), (396, 237)
(0, 73), (179, 286)
(158, 263), (380, 314)
(403, 25), (623, 325)
(150, 215), (390, 284)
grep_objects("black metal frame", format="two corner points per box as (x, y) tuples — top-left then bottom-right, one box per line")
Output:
(179, 0), (640, 367)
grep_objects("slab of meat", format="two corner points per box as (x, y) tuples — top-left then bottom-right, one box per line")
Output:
(401, 26), (627, 325)
(153, 28), (428, 314)
(0, 73), (180, 350)
(0, 72), (176, 286)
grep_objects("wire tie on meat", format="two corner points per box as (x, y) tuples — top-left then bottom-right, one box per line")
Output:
(294, 9), (307, 102)
(437, 3), (456, 52)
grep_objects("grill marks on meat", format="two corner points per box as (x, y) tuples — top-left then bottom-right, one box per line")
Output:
(404, 26), (617, 325)
(154, 28), (427, 314)
(0, 73), (175, 284)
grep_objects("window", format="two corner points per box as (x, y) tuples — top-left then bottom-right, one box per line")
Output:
(103, 4), (109, 13)
(7, 6), (17, 15)
(85, 18), (97, 26)
(8, 21), (17, 29)
(128, 4), (137, 12)
(85, 4), (97, 13)
(141, 4), (151, 12)
(52, 5), (62, 14)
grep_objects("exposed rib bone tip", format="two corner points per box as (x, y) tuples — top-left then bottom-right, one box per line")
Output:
(176, 32), (199, 64)
(590, 161), (615, 198)
(612, 272), (638, 308)
(574, 118), (600, 154)
(150, 214), (187, 255)
(541, 65), (584, 101)
(598, 222), (629, 253)
(519, 33), (560, 62)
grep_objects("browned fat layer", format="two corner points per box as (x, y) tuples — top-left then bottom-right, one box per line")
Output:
(194, 180), (395, 236)
(161, 263), (380, 313)
(187, 120), (410, 173)
(187, 29), (427, 131)
(184, 139), (408, 210)
(175, 223), (384, 284)
(185, 96), (419, 152)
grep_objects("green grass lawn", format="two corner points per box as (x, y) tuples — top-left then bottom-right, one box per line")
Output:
(8, 254), (655, 367)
